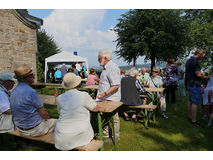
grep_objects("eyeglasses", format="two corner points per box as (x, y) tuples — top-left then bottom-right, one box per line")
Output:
(152, 71), (158, 73)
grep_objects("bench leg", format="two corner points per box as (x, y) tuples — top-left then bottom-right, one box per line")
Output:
(98, 113), (104, 151)
(144, 109), (148, 129)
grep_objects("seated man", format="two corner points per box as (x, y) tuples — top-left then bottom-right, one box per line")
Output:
(71, 64), (79, 76)
(10, 64), (57, 137)
(0, 72), (16, 133)
(121, 68), (151, 122)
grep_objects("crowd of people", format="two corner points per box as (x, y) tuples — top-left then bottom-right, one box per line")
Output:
(46, 62), (87, 83)
(0, 49), (213, 150)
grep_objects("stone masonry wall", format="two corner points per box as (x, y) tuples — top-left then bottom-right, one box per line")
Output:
(0, 10), (38, 81)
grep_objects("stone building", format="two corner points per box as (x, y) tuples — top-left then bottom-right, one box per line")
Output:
(0, 9), (43, 81)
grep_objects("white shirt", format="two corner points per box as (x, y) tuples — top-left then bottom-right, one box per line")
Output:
(97, 60), (121, 101)
(203, 76), (213, 105)
(0, 87), (15, 133)
(76, 63), (81, 72)
(54, 89), (96, 150)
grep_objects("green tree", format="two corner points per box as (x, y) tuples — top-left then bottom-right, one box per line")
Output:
(37, 29), (61, 81)
(113, 9), (191, 69)
(185, 9), (213, 67)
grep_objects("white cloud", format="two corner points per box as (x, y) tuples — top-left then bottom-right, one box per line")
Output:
(42, 9), (121, 66)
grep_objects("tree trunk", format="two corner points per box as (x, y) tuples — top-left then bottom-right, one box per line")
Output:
(151, 56), (155, 71)
(133, 56), (136, 67)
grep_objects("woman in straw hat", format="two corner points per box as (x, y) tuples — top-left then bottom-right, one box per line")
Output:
(10, 64), (57, 137)
(54, 73), (101, 150)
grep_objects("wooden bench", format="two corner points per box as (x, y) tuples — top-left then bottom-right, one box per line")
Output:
(8, 130), (104, 151)
(39, 94), (57, 106)
(128, 103), (157, 128)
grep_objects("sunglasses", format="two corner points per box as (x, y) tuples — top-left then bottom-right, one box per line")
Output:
(26, 73), (34, 78)
(152, 71), (158, 73)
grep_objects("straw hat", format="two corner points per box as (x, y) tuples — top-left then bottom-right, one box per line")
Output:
(14, 64), (32, 79)
(62, 73), (81, 89)
(0, 72), (17, 82)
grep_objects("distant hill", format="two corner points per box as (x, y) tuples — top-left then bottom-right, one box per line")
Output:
(90, 62), (167, 71)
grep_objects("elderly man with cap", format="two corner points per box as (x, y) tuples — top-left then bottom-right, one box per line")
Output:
(0, 72), (16, 133)
(10, 64), (57, 137)
(54, 73), (101, 150)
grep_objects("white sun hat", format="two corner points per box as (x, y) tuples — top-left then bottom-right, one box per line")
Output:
(62, 73), (82, 89)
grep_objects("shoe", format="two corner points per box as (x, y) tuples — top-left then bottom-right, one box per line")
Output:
(208, 122), (212, 126)
(124, 116), (131, 121)
(161, 114), (168, 119)
(191, 121), (200, 127)
(202, 115), (209, 122)
(131, 118), (137, 123)
(104, 137), (120, 142)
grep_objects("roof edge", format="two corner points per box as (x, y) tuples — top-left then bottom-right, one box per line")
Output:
(9, 9), (43, 29)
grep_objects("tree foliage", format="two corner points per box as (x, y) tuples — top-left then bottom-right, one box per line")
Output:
(37, 29), (61, 81)
(113, 9), (191, 69)
(185, 9), (213, 67)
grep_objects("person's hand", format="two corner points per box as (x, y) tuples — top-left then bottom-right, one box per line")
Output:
(97, 92), (106, 99)
(38, 107), (50, 120)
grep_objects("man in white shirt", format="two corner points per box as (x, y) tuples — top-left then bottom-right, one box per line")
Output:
(96, 50), (121, 142)
(76, 62), (81, 72)
(0, 72), (16, 133)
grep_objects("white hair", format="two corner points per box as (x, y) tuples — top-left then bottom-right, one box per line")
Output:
(129, 67), (138, 77)
(98, 50), (112, 60)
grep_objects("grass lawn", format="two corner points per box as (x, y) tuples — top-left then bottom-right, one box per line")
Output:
(1, 86), (213, 151)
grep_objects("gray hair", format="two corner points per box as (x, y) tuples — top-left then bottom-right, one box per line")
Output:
(129, 67), (138, 77)
(98, 50), (112, 60)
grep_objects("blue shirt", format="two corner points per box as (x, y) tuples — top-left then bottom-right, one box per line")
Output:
(54, 70), (62, 78)
(185, 56), (201, 87)
(10, 82), (43, 129)
(72, 69), (79, 76)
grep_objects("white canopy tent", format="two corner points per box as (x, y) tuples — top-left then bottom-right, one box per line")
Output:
(44, 51), (89, 83)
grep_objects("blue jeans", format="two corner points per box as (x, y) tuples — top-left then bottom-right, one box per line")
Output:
(187, 85), (202, 105)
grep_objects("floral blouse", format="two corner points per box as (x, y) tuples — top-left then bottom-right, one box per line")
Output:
(164, 64), (178, 86)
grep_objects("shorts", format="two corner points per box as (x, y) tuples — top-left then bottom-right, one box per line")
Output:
(17, 119), (57, 137)
(187, 85), (202, 105)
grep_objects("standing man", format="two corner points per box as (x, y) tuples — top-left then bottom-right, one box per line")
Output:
(0, 72), (16, 133)
(10, 64), (57, 136)
(96, 50), (121, 142)
(185, 49), (206, 126)
(61, 64), (67, 79)
(71, 64), (79, 76)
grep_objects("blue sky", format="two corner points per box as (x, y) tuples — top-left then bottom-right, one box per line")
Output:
(28, 9), (145, 67)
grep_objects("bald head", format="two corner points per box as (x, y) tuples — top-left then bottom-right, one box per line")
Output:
(141, 68), (147, 74)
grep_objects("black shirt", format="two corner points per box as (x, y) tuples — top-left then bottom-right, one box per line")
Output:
(121, 75), (144, 106)
(185, 56), (201, 87)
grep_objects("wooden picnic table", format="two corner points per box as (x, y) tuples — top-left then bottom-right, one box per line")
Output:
(95, 100), (123, 151)
(83, 85), (99, 90)
(39, 94), (56, 106)
(145, 88), (164, 93)
(32, 83), (62, 87)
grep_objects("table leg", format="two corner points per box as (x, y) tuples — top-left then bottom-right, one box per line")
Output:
(98, 113), (104, 151)
(110, 116), (116, 150)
